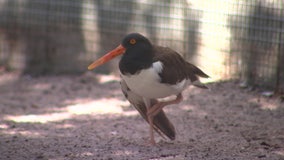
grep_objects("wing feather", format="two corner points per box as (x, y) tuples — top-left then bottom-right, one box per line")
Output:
(153, 46), (209, 88)
(120, 79), (175, 140)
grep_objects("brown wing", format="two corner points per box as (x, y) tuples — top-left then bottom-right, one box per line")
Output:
(153, 46), (209, 88)
(120, 79), (175, 140)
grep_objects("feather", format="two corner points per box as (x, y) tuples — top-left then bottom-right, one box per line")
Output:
(120, 79), (175, 140)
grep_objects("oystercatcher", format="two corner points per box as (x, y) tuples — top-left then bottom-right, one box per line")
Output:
(88, 33), (209, 145)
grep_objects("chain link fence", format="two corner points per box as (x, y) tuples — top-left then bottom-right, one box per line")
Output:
(0, 0), (283, 92)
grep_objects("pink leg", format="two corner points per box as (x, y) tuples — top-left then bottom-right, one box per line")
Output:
(147, 113), (155, 145)
(148, 93), (183, 117)
(147, 93), (183, 145)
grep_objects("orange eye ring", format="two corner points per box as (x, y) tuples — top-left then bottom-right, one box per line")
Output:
(129, 38), (136, 45)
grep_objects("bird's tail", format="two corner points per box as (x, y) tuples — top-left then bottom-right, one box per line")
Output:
(186, 62), (210, 89)
(120, 80), (175, 140)
(187, 63), (210, 78)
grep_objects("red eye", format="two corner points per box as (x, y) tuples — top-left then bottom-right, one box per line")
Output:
(129, 38), (136, 45)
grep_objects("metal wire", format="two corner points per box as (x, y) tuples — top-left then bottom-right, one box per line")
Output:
(0, 0), (282, 92)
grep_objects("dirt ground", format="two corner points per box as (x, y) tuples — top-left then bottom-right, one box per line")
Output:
(0, 72), (283, 160)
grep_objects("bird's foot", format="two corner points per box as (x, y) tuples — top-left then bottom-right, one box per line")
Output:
(147, 93), (183, 116)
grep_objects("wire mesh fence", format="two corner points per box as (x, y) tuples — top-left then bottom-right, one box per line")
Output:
(228, 0), (284, 92)
(0, 0), (283, 92)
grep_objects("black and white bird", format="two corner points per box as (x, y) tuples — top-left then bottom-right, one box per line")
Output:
(88, 33), (209, 145)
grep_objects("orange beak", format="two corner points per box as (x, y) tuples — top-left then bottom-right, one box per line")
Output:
(88, 44), (126, 70)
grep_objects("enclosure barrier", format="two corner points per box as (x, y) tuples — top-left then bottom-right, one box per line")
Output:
(0, 0), (283, 92)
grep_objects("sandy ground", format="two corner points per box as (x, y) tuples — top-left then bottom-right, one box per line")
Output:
(0, 72), (283, 160)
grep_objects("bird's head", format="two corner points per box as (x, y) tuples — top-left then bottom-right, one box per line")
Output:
(121, 33), (152, 50)
(88, 33), (152, 70)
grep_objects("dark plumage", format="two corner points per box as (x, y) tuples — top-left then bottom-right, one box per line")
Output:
(88, 33), (209, 145)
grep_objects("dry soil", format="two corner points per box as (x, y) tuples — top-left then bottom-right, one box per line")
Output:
(0, 72), (283, 160)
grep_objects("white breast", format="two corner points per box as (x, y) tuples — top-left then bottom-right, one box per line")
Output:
(120, 61), (190, 99)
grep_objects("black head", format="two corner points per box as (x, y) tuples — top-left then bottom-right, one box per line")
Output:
(88, 33), (154, 72)
(121, 33), (152, 50)
(119, 33), (154, 74)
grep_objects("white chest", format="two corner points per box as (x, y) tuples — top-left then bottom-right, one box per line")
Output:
(120, 61), (190, 98)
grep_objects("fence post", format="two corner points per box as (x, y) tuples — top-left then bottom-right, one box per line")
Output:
(275, 4), (283, 93)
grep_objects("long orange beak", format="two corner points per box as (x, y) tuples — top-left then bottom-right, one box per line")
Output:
(88, 44), (126, 70)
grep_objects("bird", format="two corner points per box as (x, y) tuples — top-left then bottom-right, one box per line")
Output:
(88, 33), (209, 145)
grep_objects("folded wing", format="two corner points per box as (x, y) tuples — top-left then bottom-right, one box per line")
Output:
(120, 79), (175, 140)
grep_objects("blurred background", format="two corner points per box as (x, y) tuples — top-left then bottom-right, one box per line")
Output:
(0, 0), (283, 92)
